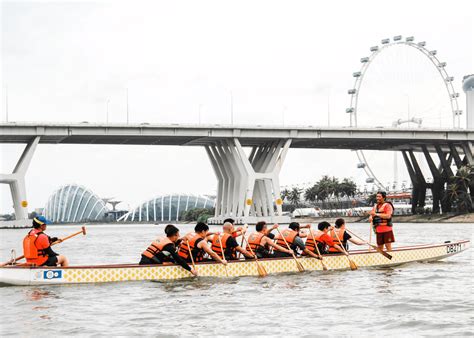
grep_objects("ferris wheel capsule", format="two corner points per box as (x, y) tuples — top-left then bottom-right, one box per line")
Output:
(393, 35), (402, 41)
(406, 36), (415, 42)
(360, 57), (369, 63)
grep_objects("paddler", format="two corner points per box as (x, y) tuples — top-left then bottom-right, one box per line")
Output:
(209, 222), (254, 260)
(246, 221), (293, 258)
(23, 216), (69, 267)
(223, 218), (246, 238)
(327, 218), (364, 253)
(369, 191), (395, 251)
(139, 224), (198, 276)
(273, 222), (322, 259)
(306, 221), (346, 255)
(178, 222), (227, 265)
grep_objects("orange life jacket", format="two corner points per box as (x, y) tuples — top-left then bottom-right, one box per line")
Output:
(274, 229), (297, 251)
(211, 233), (235, 258)
(23, 229), (48, 266)
(374, 202), (394, 227)
(142, 236), (173, 259)
(304, 230), (324, 253)
(178, 234), (205, 262)
(329, 228), (346, 252)
(247, 232), (265, 252)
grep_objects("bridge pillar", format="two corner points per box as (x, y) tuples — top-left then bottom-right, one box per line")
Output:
(409, 150), (427, 212)
(206, 138), (291, 224)
(402, 150), (427, 214)
(0, 137), (40, 227)
(421, 146), (443, 214)
(435, 145), (455, 213)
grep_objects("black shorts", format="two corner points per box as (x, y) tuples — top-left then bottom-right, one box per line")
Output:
(272, 251), (292, 258)
(41, 256), (58, 267)
(376, 231), (395, 246)
(139, 255), (161, 265)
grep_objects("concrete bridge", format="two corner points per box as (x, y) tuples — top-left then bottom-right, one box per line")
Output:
(1, 122), (473, 225)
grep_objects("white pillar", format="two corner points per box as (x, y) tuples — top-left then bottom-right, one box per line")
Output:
(0, 136), (40, 227)
(207, 138), (292, 224)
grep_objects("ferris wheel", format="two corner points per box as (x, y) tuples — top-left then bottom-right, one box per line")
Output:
(345, 35), (462, 190)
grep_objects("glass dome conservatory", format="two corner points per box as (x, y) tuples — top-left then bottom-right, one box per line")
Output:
(118, 194), (215, 222)
(44, 184), (108, 223)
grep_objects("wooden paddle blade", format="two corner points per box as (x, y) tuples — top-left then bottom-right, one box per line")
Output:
(296, 261), (305, 272)
(321, 261), (328, 271)
(376, 247), (392, 260)
(349, 259), (358, 270)
(257, 263), (267, 277)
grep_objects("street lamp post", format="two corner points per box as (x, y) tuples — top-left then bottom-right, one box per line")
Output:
(106, 98), (110, 124)
(230, 90), (234, 125)
(126, 88), (129, 124)
(5, 85), (8, 122)
(198, 104), (203, 124)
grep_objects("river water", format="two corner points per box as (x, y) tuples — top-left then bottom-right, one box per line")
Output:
(0, 222), (473, 336)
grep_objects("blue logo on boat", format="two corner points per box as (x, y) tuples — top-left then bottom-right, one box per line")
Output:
(43, 270), (62, 279)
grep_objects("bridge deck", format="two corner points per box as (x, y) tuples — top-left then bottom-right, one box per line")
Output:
(0, 122), (472, 151)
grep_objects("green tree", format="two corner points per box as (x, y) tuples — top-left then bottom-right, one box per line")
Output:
(288, 187), (302, 207)
(446, 165), (474, 213)
(280, 188), (290, 202)
(304, 185), (318, 203)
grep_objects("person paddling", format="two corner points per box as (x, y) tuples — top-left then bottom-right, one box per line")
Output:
(23, 216), (69, 267)
(273, 222), (321, 259)
(246, 221), (293, 258)
(327, 218), (364, 253)
(209, 222), (254, 260)
(139, 224), (197, 276)
(307, 221), (346, 255)
(369, 191), (395, 251)
(178, 222), (227, 265)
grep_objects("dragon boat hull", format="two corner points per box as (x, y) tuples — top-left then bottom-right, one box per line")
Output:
(0, 240), (469, 286)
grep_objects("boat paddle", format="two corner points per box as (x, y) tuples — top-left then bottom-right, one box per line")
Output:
(276, 228), (305, 272)
(0, 226), (87, 267)
(308, 226), (328, 271)
(217, 234), (229, 277)
(241, 235), (267, 277)
(185, 240), (198, 275)
(333, 230), (358, 270)
(346, 229), (392, 260)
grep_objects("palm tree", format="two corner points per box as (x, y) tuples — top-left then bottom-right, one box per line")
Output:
(288, 187), (302, 208)
(304, 185), (318, 203)
(280, 188), (290, 203)
(451, 165), (473, 212)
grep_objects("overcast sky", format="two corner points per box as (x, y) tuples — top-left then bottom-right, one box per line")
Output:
(1, 0), (473, 213)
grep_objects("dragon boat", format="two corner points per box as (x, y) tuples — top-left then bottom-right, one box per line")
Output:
(0, 240), (469, 286)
